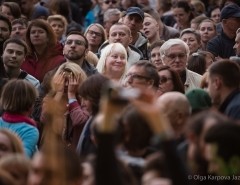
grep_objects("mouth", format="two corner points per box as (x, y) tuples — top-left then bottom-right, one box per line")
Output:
(144, 30), (150, 35)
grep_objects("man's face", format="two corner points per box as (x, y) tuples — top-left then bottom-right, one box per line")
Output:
(162, 44), (187, 73)
(143, 17), (159, 40)
(0, 20), (10, 42)
(63, 34), (87, 61)
(123, 65), (152, 90)
(11, 23), (27, 40)
(123, 14), (143, 34)
(224, 17), (240, 36)
(2, 43), (25, 69)
(109, 25), (132, 48)
(234, 33), (240, 56)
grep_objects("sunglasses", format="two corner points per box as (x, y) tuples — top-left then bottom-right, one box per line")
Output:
(159, 76), (172, 84)
(104, 0), (117, 4)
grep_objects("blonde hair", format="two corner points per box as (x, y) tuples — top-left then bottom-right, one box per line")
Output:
(96, 43), (127, 80)
(84, 23), (107, 46)
(0, 129), (24, 154)
(0, 154), (31, 183)
(51, 62), (87, 92)
(85, 51), (99, 67)
(47, 14), (68, 34)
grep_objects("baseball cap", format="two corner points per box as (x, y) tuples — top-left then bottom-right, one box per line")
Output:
(220, 4), (240, 20)
(126, 7), (144, 21)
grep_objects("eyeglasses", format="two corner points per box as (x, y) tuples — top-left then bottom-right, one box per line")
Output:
(104, 0), (117, 4)
(159, 76), (172, 84)
(125, 73), (151, 81)
(164, 53), (187, 60)
(87, 30), (102, 37)
(65, 39), (86, 46)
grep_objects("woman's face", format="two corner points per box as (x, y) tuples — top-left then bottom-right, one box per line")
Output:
(150, 46), (163, 69)
(181, 33), (200, 54)
(86, 25), (103, 47)
(49, 20), (65, 40)
(199, 22), (216, 43)
(157, 69), (174, 96)
(81, 98), (93, 115)
(1, 5), (14, 21)
(30, 26), (48, 47)
(105, 49), (126, 75)
(173, 7), (190, 27)
(0, 132), (13, 158)
(211, 8), (220, 23)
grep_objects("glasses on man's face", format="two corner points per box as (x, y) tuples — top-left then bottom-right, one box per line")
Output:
(159, 76), (172, 84)
(125, 73), (151, 81)
(104, 0), (117, 4)
(87, 30), (102, 37)
(164, 53), (187, 60)
(65, 39), (86, 46)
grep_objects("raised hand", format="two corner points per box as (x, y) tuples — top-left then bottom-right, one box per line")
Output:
(67, 73), (81, 99)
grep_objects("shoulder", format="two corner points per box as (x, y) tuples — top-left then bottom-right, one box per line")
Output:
(25, 74), (40, 88)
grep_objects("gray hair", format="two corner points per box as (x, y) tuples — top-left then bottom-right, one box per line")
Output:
(160, 38), (190, 61)
(103, 8), (121, 22)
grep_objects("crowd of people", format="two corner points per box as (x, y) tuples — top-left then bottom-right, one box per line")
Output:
(0, 0), (240, 185)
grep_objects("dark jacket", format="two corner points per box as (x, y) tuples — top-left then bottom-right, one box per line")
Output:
(161, 24), (180, 41)
(207, 30), (236, 59)
(219, 89), (240, 121)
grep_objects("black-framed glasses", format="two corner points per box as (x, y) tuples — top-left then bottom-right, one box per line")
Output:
(87, 30), (102, 37)
(104, 0), (117, 4)
(164, 53), (187, 60)
(159, 76), (172, 84)
(125, 73), (151, 81)
(65, 39), (86, 46)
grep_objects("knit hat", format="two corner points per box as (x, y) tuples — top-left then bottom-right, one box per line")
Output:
(186, 88), (212, 114)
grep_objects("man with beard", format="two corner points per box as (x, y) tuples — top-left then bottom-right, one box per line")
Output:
(63, 31), (97, 76)
(0, 14), (11, 56)
(32, 31), (97, 125)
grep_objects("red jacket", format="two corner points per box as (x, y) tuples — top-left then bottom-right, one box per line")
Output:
(21, 44), (65, 82)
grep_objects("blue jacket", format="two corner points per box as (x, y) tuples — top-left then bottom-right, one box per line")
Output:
(0, 118), (39, 157)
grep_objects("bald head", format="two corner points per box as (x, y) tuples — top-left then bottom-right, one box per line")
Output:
(157, 92), (191, 137)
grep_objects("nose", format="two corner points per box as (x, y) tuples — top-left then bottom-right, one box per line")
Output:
(233, 43), (237, 49)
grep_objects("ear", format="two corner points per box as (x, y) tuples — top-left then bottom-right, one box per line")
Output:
(213, 76), (222, 90)
(84, 48), (89, 57)
(128, 34), (133, 44)
(147, 79), (154, 87)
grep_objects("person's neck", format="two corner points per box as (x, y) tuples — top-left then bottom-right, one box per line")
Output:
(34, 45), (47, 56)
(89, 45), (98, 53)
(201, 41), (207, 50)
(149, 33), (160, 45)
(105, 71), (122, 81)
(220, 87), (238, 106)
(131, 32), (139, 45)
(66, 58), (84, 67)
(4, 66), (21, 78)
